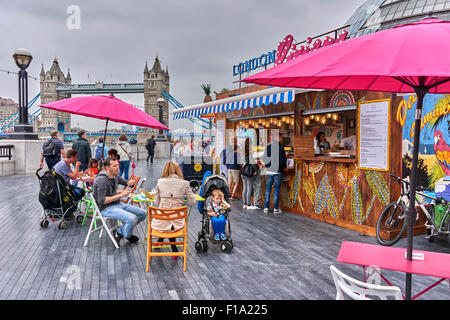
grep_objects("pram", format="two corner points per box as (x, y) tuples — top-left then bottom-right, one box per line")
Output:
(36, 168), (83, 229)
(195, 172), (234, 254)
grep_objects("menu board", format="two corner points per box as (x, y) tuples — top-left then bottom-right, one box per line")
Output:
(358, 99), (390, 171)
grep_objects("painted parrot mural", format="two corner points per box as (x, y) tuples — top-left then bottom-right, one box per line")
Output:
(434, 130), (450, 176)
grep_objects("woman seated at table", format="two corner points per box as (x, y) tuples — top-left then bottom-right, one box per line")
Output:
(153, 161), (196, 258)
(314, 131), (331, 154)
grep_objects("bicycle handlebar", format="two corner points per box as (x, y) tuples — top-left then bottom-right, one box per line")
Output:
(389, 173), (433, 192)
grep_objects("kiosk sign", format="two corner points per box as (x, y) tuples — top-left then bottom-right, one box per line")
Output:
(233, 28), (348, 76)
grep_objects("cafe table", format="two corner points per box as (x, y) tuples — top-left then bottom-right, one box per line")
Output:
(337, 241), (450, 300)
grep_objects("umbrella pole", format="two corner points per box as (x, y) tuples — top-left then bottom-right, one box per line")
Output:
(404, 87), (427, 300)
(101, 118), (109, 167)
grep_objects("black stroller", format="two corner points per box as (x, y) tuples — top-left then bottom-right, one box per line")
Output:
(195, 173), (234, 254)
(36, 168), (83, 229)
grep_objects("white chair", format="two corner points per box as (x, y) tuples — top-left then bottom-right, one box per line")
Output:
(83, 196), (122, 249)
(330, 265), (403, 300)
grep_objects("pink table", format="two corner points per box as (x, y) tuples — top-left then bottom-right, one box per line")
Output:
(337, 241), (450, 300)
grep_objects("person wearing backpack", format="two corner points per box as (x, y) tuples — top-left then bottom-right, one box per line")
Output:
(94, 137), (109, 160)
(145, 135), (156, 164)
(39, 130), (65, 171)
(71, 130), (91, 172)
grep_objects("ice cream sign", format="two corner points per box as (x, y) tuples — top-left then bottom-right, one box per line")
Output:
(233, 29), (348, 76)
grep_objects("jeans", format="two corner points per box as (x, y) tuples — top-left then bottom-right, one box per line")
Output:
(264, 173), (282, 210)
(71, 186), (85, 201)
(101, 202), (146, 239)
(242, 175), (255, 206)
(253, 173), (262, 206)
(45, 157), (60, 171)
(119, 160), (130, 180)
(211, 215), (227, 235)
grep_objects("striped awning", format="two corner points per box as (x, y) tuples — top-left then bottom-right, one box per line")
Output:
(172, 87), (302, 120)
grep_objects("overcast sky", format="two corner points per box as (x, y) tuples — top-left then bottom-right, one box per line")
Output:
(0, 0), (367, 131)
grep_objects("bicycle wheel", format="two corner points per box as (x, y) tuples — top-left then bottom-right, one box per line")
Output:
(376, 201), (407, 246)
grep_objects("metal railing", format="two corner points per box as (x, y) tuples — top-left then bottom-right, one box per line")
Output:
(0, 145), (14, 160)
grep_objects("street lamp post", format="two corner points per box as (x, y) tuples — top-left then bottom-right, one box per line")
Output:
(9, 48), (38, 140)
(156, 97), (166, 140)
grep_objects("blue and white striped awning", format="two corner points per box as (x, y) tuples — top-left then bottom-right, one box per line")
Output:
(172, 87), (302, 120)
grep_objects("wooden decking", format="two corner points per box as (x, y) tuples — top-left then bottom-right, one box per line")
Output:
(0, 157), (448, 300)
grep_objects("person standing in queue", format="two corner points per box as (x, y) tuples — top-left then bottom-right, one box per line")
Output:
(262, 131), (287, 214)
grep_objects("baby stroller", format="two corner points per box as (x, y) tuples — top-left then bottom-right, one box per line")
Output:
(195, 172), (234, 254)
(36, 168), (83, 229)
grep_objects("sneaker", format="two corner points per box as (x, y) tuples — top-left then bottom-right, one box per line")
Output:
(247, 205), (258, 210)
(113, 230), (123, 245)
(243, 204), (248, 209)
(264, 208), (269, 213)
(274, 208), (282, 214)
(220, 233), (227, 240)
(214, 233), (220, 241)
(255, 205), (264, 210)
(126, 234), (139, 243)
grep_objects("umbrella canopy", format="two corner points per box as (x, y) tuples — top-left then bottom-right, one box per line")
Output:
(244, 18), (450, 93)
(40, 94), (168, 131)
(244, 17), (450, 300)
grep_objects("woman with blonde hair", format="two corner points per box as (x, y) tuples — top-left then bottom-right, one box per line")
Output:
(116, 134), (133, 179)
(153, 161), (196, 257)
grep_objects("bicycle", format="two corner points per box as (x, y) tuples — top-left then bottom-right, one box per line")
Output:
(376, 173), (450, 246)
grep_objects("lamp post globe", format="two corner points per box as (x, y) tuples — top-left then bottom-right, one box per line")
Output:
(13, 48), (32, 70)
(9, 48), (38, 140)
(156, 97), (166, 138)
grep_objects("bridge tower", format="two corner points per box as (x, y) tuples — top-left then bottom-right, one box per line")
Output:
(39, 58), (71, 132)
(144, 55), (169, 132)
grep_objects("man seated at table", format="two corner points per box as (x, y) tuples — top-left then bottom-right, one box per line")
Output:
(53, 149), (86, 201)
(92, 157), (146, 245)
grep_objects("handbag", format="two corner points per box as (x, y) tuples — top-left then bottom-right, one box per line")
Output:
(241, 163), (258, 177)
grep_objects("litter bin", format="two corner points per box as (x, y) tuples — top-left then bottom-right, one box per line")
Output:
(178, 155), (213, 183)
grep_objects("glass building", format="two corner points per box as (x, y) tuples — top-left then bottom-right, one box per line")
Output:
(345, 0), (450, 38)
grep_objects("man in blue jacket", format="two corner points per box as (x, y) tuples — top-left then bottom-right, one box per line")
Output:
(262, 131), (287, 214)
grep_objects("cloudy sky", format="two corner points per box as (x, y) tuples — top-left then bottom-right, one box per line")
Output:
(0, 0), (367, 131)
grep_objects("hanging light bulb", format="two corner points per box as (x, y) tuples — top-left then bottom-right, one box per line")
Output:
(310, 115), (314, 119)
(290, 118), (295, 126)
(327, 113), (332, 119)
(315, 115), (320, 122)
(332, 113), (338, 121)
(321, 117), (326, 124)
(304, 118), (310, 125)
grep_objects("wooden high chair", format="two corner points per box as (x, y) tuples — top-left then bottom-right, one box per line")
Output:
(146, 206), (188, 272)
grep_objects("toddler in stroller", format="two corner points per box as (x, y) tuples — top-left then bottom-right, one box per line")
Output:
(195, 173), (234, 254)
(207, 189), (231, 241)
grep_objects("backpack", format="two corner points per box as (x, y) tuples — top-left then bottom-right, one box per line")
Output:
(95, 145), (103, 160)
(42, 139), (59, 158)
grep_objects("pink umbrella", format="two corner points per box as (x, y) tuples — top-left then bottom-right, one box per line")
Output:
(41, 94), (169, 160)
(244, 17), (450, 300)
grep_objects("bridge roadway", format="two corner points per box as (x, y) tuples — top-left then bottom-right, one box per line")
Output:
(0, 157), (448, 300)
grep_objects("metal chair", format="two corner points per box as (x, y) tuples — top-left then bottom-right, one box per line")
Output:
(83, 196), (122, 249)
(330, 265), (403, 300)
(146, 206), (188, 272)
